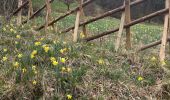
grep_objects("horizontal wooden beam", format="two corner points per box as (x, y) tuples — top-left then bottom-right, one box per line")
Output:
(9, 0), (29, 18)
(62, 0), (144, 33)
(137, 38), (170, 51)
(83, 8), (169, 42)
(22, 0), (54, 24)
(36, 0), (93, 31)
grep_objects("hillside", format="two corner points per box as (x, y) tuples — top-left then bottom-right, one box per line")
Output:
(0, 0), (170, 100)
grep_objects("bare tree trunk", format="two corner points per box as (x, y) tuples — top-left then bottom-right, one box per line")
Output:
(17, 0), (22, 26)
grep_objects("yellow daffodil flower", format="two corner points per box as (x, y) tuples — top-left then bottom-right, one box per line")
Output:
(50, 57), (56, 62)
(31, 50), (37, 59)
(3, 48), (7, 52)
(32, 65), (36, 70)
(40, 37), (44, 41)
(3, 27), (6, 31)
(34, 42), (41, 46)
(32, 50), (37, 55)
(22, 68), (27, 73)
(16, 35), (21, 39)
(43, 46), (50, 53)
(80, 32), (85, 38)
(2, 57), (7, 61)
(10, 28), (14, 32)
(61, 67), (66, 72)
(60, 48), (67, 54)
(60, 58), (66, 63)
(137, 76), (143, 81)
(67, 67), (72, 73)
(161, 61), (166, 66)
(18, 54), (23, 58)
(67, 94), (72, 100)
(52, 61), (58, 66)
(32, 80), (37, 85)
(98, 59), (104, 65)
(151, 56), (156, 61)
(13, 62), (19, 68)
(15, 41), (18, 44)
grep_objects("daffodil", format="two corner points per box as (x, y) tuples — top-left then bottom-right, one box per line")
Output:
(161, 61), (166, 66)
(63, 41), (67, 45)
(31, 54), (35, 59)
(34, 42), (41, 46)
(52, 61), (58, 66)
(43, 46), (50, 53)
(61, 67), (66, 72)
(2, 57), (7, 61)
(32, 50), (37, 55)
(31, 50), (37, 59)
(40, 37), (44, 41)
(15, 41), (18, 44)
(98, 59), (104, 65)
(10, 28), (14, 32)
(60, 48), (67, 54)
(137, 76), (143, 81)
(60, 58), (66, 63)
(32, 65), (36, 70)
(80, 32), (85, 38)
(18, 54), (23, 58)
(67, 94), (72, 100)
(13, 62), (19, 68)
(3, 27), (6, 31)
(32, 80), (37, 85)
(22, 68), (27, 73)
(50, 57), (56, 62)
(16, 35), (21, 39)
(34, 70), (38, 74)
(67, 67), (72, 73)
(3, 48), (7, 52)
(151, 56), (156, 61)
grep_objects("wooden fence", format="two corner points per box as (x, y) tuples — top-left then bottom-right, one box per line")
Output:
(9, 0), (170, 63)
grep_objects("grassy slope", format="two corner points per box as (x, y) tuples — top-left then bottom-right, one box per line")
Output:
(0, 0), (170, 100)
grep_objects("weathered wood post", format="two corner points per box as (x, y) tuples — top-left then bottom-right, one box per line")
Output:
(45, 0), (55, 33)
(115, 1), (126, 51)
(169, 0), (170, 52)
(28, 0), (33, 21)
(125, 0), (131, 49)
(73, 0), (84, 42)
(159, 0), (169, 61)
(17, 0), (23, 26)
(115, 0), (131, 51)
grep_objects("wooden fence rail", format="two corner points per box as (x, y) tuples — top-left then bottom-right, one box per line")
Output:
(61, 0), (144, 33)
(36, 0), (94, 31)
(83, 8), (168, 42)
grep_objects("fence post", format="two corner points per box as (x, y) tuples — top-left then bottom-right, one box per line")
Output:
(115, 1), (126, 51)
(28, 0), (33, 21)
(125, 0), (131, 49)
(169, 0), (170, 53)
(159, 0), (169, 61)
(45, 0), (55, 33)
(17, 0), (22, 26)
(73, 0), (83, 42)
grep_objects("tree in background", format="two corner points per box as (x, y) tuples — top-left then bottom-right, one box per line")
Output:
(63, 0), (74, 11)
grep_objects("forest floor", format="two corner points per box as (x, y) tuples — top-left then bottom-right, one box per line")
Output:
(0, 0), (170, 100)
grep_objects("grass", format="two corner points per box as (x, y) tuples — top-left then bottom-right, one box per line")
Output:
(0, 0), (170, 99)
